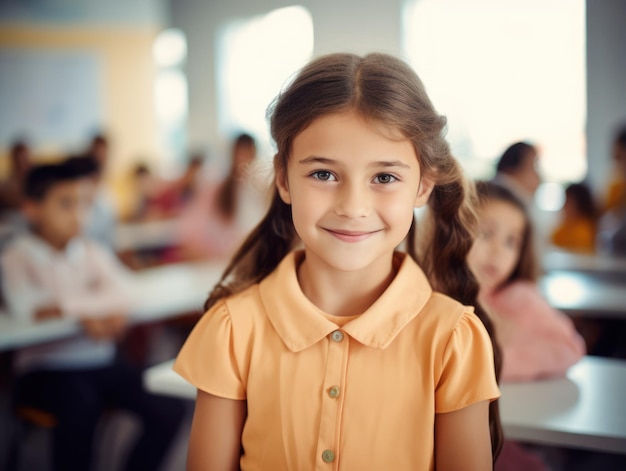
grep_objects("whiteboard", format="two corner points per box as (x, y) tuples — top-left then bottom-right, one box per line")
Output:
(0, 49), (104, 146)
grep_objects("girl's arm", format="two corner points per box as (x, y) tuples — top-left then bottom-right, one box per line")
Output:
(435, 400), (492, 471)
(187, 390), (247, 471)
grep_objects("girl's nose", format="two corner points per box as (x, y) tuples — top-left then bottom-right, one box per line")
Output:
(334, 182), (371, 218)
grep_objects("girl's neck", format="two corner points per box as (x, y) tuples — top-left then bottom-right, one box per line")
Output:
(296, 253), (397, 317)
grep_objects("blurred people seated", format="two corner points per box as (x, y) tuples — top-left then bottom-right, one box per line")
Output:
(598, 124), (626, 256)
(467, 181), (586, 471)
(491, 141), (551, 253)
(0, 139), (32, 214)
(492, 141), (541, 208)
(603, 124), (626, 213)
(551, 182), (598, 253)
(0, 139), (32, 249)
(174, 133), (269, 261)
(0, 159), (183, 471)
(148, 153), (205, 219)
(125, 161), (167, 222)
(66, 154), (118, 248)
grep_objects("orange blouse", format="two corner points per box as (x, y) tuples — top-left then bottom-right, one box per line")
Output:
(175, 251), (500, 470)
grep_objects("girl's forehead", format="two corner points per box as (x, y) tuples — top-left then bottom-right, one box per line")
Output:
(482, 199), (526, 222)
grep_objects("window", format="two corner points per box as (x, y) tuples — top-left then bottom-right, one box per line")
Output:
(403, 0), (586, 194)
(153, 28), (188, 165)
(216, 5), (314, 153)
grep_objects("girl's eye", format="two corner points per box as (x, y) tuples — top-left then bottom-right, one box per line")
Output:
(311, 171), (335, 181)
(375, 174), (396, 184)
(506, 237), (520, 250)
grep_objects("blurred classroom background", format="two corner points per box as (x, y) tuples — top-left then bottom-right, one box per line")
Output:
(1, 0), (625, 470)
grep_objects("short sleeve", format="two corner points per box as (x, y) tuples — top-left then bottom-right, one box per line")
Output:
(173, 301), (246, 400)
(435, 310), (500, 413)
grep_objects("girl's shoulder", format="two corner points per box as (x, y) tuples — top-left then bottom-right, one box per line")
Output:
(422, 291), (487, 337)
(488, 280), (552, 319)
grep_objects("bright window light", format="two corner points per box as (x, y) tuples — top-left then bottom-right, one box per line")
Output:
(153, 28), (188, 165)
(155, 69), (187, 124)
(403, 0), (586, 184)
(153, 28), (187, 68)
(216, 5), (314, 149)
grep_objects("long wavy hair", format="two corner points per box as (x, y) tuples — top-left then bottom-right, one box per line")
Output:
(204, 52), (503, 460)
(215, 133), (256, 220)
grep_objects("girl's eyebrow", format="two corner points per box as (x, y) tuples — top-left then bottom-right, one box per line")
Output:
(298, 155), (412, 169)
(298, 156), (335, 166)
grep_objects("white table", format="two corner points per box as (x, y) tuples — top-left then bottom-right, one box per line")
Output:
(114, 219), (180, 252)
(542, 249), (626, 276)
(500, 356), (626, 454)
(0, 261), (225, 352)
(144, 356), (626, 455)
(539, 271), (626, 319)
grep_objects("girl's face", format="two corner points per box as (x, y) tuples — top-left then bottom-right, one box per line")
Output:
(467, 200), (526, 293)
(277, 111), (433, 275)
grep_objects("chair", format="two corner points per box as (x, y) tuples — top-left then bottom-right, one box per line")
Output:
(7, 405), (129, 471)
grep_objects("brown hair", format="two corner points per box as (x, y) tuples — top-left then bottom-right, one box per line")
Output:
(205, 52), (502, 460)
(475, 180), (540, 286)
(216, 133), (256, 220)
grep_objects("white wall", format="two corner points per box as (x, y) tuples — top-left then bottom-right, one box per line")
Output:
(586, 0), (626, 201)
(170, 0), (403, 157)
(172, 0), (626, 191)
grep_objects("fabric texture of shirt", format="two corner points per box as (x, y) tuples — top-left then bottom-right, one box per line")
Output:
(175, 250), (500, 470)
(1, 233), (133, 372)
(481, 281), (586, 382)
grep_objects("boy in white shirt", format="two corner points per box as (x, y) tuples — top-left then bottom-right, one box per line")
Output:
(1, 160), (183, 471)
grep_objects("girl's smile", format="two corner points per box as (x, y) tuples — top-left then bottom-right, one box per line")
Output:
(323, 227), (383, 243)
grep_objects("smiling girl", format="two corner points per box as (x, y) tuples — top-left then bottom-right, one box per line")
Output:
(175, 53), (502, 471)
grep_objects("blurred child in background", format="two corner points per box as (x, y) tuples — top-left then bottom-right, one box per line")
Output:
(78, 134), (119, 248)
(551, 182), (598, 253)
(1, 159), (183, 471)
(148, 153), (206, 219)
(598, 125), (626, 255)
(467, 181), (586, 471)
(603, 125), (626, 213)
(0, 139), (32, 250)
(174, 133), (268, 261)
(0, 139), (32, 214)
(468, 181), (586, 382)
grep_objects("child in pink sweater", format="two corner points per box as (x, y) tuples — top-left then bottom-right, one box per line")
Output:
(467, 181), (586, 470)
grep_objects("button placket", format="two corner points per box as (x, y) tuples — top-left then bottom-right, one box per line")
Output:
(315, 330), (348, 469)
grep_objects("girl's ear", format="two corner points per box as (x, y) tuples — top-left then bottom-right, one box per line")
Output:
(275, 168), (292, 205)
(414, 176), (435, 208)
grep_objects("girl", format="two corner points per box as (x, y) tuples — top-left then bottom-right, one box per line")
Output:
(175, 53), (502, 470)
(468, 181), (586, 382)
(469, 181), (587, 471)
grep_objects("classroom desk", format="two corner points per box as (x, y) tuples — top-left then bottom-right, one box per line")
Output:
(542, 249), (626, 277)
(143, 356), (626, 455)
(114, 218), (180, 252)
(0, 261), (225, 352)
(499, 356), (626, 455)
(539, 271), (626, 319)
